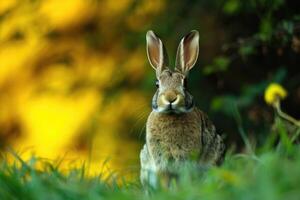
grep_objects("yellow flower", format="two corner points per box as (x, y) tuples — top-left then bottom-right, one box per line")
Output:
(0, 0), (16, 15)
(264, 83), (287, 106)
(39, 0), (95, 30)
(214, 169), (241, 186)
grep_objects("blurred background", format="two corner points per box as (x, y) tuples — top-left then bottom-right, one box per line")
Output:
(0, 0), (299, 178)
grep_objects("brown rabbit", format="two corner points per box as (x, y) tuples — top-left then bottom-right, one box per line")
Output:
(140, 30), (225, 187)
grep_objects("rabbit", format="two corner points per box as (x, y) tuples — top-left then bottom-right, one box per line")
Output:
(140, 30), (225, 187)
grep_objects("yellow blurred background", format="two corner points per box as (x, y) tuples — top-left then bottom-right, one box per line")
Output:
(0, 0), (167, 178)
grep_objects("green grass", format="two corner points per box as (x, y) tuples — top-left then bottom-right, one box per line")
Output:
(1, 116), (300, 200)
(1, 145), (300, 200)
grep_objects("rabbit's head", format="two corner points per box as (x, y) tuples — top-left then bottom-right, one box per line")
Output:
(146, 30), (199, 114)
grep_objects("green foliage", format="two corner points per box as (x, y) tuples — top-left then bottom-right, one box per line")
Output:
(211, 67), (286, 117)
(223, 0), (240, 15)
(203, 56), (230, 75)
(1, 117), (300, 199)
(1, 140), (300, 199)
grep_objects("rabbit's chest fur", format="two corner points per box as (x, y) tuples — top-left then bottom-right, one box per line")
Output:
(146, 108), (202, 170)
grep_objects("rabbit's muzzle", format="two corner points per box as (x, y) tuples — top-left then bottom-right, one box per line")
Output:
(162, 91), (178, 104)
(155, 90), (187, 113)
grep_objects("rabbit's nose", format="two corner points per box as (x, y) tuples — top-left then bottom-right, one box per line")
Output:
(163, 91), (178, 104)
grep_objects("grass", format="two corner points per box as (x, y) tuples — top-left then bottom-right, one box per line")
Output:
(1, 145), (300, 200)
(1, 117), (300, 200)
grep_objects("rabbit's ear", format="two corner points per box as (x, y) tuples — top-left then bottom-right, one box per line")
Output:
(175, 30), (199, 75)
(146, 30), (169, 76)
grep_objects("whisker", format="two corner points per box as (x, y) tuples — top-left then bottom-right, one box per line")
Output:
(128, 103), (149, 136)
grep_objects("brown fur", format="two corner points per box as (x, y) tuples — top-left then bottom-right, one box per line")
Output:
(140, 30), (225, 187)
(140, 107), (225, 186)
(147, 109), (202, 167)
(156, 71), (186, 110)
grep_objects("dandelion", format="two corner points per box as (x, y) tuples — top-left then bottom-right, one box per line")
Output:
(264, 83), (287, 106)
(265, 83), (300, 128)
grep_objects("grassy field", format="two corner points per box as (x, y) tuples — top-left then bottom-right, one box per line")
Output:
(1, 135), (300, 200)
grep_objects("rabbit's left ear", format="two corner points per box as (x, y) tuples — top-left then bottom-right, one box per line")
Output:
(175, 30), (199, 75)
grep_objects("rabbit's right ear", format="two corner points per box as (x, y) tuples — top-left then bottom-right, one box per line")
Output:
(146, 30), (168, 76)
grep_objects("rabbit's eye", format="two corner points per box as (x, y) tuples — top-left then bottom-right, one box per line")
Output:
(183, 78), (187, 88)
(155, 80), (159, 88)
